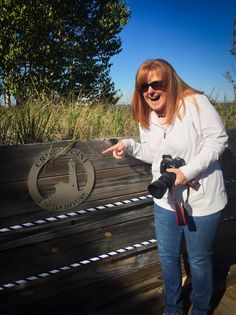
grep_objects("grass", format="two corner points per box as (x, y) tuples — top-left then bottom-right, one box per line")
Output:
(0, 94), (235, 146)
(0, 95), (138, 145)
(215, 103), (236, 129)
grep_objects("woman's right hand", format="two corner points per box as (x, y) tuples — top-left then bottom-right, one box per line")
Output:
(102, 140), (126, 159)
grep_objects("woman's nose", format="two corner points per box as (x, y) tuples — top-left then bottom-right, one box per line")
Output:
(147, 85), (154, 93)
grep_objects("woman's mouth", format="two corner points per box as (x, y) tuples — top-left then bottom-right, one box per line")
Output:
(149, 93), (160, 101)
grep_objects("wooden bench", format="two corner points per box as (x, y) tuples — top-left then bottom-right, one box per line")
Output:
(0, 130), (235, 315)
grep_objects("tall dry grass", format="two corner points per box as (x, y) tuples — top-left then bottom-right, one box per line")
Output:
(0, 94), (235, 146)
(215, 103), (236, 129)
(0, 95), (138, 145)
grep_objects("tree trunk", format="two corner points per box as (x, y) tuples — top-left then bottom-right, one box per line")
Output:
(4, 91), (11, 108)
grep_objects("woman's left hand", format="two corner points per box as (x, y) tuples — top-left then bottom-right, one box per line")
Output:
(166, 168), (188, 186)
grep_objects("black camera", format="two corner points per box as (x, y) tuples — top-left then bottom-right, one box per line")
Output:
(148, 155), (185, 199)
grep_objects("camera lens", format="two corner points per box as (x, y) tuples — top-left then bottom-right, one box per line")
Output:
(148, 172), (176, 199)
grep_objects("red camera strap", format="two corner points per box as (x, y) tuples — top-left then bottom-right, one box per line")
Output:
(170, 188), (189, 225)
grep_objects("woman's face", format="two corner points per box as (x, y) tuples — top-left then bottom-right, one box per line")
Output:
(140, 70), (167, 114)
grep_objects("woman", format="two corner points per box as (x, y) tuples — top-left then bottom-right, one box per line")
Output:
(102, 59), (228, 315)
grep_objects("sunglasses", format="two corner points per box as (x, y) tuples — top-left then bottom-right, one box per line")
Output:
(140, 80), (166, 93)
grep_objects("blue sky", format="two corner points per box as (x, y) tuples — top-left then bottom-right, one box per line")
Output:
(110, 0), (236, 103)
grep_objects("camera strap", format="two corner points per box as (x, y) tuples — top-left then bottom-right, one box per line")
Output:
(171, 186), (190, 226)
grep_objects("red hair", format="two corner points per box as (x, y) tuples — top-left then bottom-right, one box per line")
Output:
(132, 59), (203, 129)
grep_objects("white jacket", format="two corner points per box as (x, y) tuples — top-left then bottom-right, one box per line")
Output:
(123, 94), (228, 216)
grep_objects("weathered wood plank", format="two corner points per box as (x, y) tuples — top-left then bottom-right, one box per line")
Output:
(0, 139), (143, 183)
(0, 257), (161, 315)
(1, 129), (234, 185)
(0, 200), (154, 247)
(0, 164), (151, 201)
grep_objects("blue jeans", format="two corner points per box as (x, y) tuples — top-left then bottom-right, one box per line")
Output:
(154, 204), (221, 315)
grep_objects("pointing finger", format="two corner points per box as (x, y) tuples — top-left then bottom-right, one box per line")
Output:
(102, 144), (118, 154)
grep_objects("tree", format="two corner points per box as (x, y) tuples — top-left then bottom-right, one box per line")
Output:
(0, 0), (130, 106)
(224, 19), (236, 103)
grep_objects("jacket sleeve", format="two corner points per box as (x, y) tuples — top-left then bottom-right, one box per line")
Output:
(122, 124), (153, 164)
(180, 94), (228, 181)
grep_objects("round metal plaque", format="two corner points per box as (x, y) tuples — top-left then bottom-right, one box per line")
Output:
(28, 146), (95, 211)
